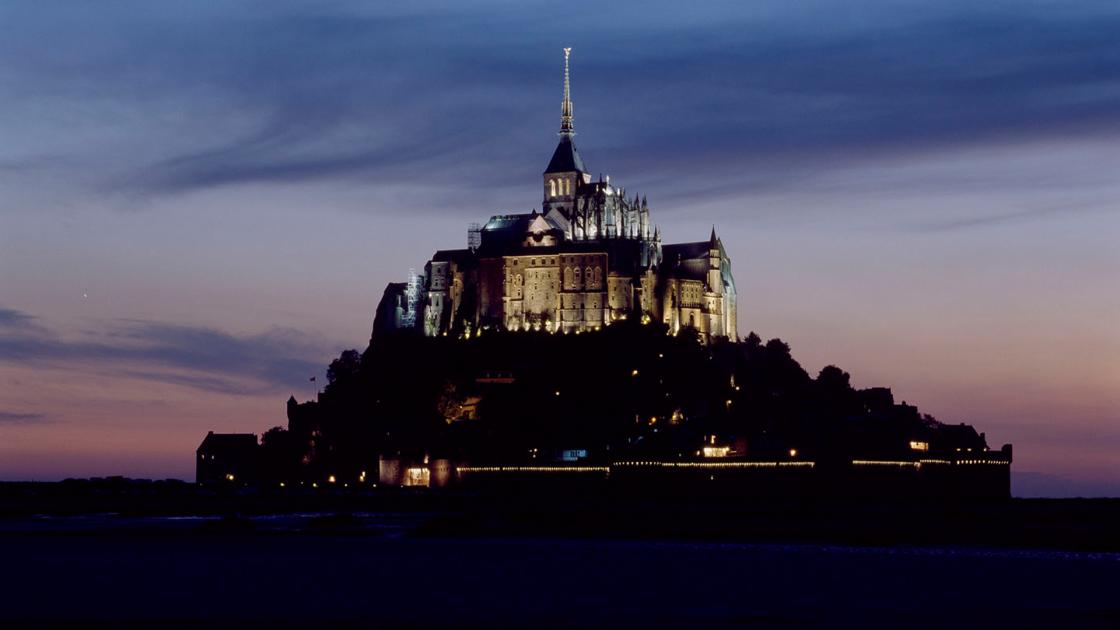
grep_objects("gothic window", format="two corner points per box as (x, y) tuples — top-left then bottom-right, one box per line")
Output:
(594, 266), (602, 284)
(585, 267), (593, 287)
(549, 179), (556, 197)
(575, 268), (582, 286)
(565, 267), (573, 286)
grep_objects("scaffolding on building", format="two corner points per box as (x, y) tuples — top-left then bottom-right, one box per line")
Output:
(467, 223), (482, 252)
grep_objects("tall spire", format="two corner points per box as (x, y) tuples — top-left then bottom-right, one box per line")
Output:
(560, 47), (574, 135)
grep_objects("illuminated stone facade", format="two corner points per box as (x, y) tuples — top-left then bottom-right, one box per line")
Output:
(375, 50), (737, 343)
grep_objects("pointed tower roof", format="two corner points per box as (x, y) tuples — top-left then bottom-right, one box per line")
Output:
(546, 135), (587, 173)
(710, 226), (718, 245)
(544, 48), (588, 175)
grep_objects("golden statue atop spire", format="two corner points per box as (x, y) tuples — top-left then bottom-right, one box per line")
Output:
(560, 47), (574, 135)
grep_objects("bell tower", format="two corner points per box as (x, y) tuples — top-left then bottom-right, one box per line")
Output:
(543, 48), (590, 220)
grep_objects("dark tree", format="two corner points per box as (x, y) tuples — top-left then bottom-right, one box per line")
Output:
(271, 322), (990, 482)
(326, 349), (362, 385)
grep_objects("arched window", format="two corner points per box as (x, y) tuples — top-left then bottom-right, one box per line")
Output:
(564, 179), (571, 195)
(585, 267), (593, 287)
(565, 267), (573, 285)
(594, 266), (602, 284)
(574, 267), (582, 286)
(549, 179), (556, 197)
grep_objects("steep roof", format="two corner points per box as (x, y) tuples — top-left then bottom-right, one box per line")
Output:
(661, 241), (714, 283)
(544, 135), (588, 174)
(197, 432), (258, 453)
(662, 241), (712, 262)
(430, 248), (473, 263)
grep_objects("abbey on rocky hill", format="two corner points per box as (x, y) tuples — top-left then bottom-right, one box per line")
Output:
(374, 49), (737, 343)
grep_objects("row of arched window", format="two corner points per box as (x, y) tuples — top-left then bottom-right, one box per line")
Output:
(548, 178), (572, 197)
(565, 266), (602, 287)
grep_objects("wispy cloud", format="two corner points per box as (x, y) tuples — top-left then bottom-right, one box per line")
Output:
(0, 411), (46, 424)
(912, 206), (1074, 232)
(0, 307), (44, 332)
(0, 307), (336, 395)
(3, 2), (1120, 205)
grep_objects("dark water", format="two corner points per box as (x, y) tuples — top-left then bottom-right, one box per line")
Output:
(1, 514), (1118, 627)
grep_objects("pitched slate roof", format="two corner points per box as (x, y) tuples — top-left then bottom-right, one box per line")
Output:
(197, 432), (258, 453)
(661, 241), (712, 262)
(544, 135), (588, 174)
(660, 241), (714, 283)
(430, 248), (473, 263)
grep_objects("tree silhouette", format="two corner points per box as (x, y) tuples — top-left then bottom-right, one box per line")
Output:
(271, 323), (990, 481)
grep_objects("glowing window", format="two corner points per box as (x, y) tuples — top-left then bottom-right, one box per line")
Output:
(404, 467), (430, 487)
(549, 179), (556, 197)
(702, 446), (730, 458)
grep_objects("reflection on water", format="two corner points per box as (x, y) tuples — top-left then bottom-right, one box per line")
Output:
(4, 512), (1118, 562)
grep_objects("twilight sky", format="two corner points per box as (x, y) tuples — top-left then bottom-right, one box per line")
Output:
(1, 1), (1117, 496)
